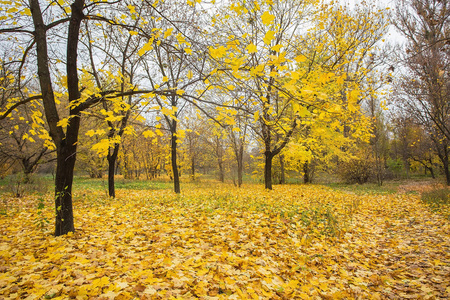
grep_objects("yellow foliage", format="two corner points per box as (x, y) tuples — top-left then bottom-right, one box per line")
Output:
(0, 183), (448, 299)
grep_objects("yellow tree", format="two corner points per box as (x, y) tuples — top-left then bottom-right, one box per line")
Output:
(207, 0), (385, 189)
(1, 0), (166, 235)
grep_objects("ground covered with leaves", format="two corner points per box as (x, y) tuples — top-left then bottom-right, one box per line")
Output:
(0, 182), (449, 299)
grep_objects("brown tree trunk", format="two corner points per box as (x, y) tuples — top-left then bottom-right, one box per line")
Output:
(107, 145), (120, 198)
(303, 161), (310, 184)
(54, 141), (77, 236)
(171, 120), (180, 193)
(264, 151), (274, 190)
(30, 0), (85, 236)
(237, 143), (243, 187)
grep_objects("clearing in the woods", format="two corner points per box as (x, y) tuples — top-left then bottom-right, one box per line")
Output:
(0, 179), (449, 299)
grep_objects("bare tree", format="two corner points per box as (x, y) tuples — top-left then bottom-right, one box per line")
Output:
(393, 0), (450, 184)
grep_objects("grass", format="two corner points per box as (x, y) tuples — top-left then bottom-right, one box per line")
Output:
(421, 188), (450, 219)
(325, 181), (400, 195)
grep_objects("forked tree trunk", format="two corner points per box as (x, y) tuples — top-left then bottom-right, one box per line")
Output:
(30, 0), (85, 236)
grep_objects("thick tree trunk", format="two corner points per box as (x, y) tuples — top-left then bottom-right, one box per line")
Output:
(54, 139), (77, 236)
(171, 121), (180, 193)
(264, 151), (274, 190)
(30, 0), (85, 236)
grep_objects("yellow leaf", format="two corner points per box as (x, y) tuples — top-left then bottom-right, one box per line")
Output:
(246, 43), (257, 54)
(187, 70), (193, 79)
(271, 44), (282, 52)
(138, 40), (153, 56)
(227, 84), (235, 90)
(57, 118), (69, 129)
(185, 48), (192, 55)
(92, 276), (110, 289)
(209, 46), (227, 59)
(261, 11), (275, 26)
(254, 110), (260, 122)
(143, 130), (155, 138)
(263, 30), (275, 45)
(176, 89), (185, 96)
(164, 28), (173, 39)
(295, 55), (306, 62)
(129, 31), (138, 36)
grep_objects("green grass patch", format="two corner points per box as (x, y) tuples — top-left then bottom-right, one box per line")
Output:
(325, 182), (399, 195)
(421, 188), (450, 219)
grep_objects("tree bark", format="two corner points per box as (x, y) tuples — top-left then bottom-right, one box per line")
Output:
(264, 151), (274, 190)
(303, 161), (310, 184)
(107, 144), (120, 198)
(54, 0), (85, 237)
(171, 120), (180, 193)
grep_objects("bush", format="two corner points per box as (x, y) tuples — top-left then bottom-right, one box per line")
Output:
(338, 159), (373, 184)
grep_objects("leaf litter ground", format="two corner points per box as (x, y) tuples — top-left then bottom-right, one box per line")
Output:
(0, 183), (449, 299)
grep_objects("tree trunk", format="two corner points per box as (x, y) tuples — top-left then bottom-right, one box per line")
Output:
(237, 143), (243, 187)
(54, 140), (77, 236)
(191, 156), (195, 181)
(218, 159), (224, 182)
(303, 161), (310, 184)
(171, 121), (180, 193)
(264, 151), (274, 190)
(107, 144), (120, 198)
(30, 0), (85, 236)
(443, 152), (450, 186)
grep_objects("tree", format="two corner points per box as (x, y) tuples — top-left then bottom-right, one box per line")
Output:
(140, 0), (211, 193)
(82, 2), (147, 198)
(1, 0), (161, 235)
(393, 0), (450, 184)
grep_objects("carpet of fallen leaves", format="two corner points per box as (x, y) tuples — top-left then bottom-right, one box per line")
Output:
(0, 183), (449, 299)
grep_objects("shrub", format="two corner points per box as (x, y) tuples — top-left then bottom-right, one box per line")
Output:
(338, 159), (373, 184)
